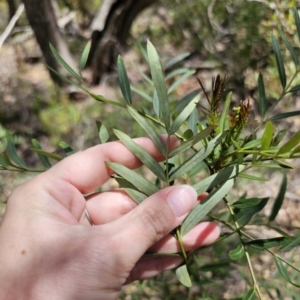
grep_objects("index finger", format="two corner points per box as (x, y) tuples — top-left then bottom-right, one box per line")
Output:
(46, 135), (178, 194)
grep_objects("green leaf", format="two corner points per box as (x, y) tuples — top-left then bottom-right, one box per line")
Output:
(147, 41), (170, 131)
(288, 85), (300, 93)
(79, 40), (91, 70)
(130, 86), (152, 102)
(242, 139), (261, 150)
(193, 164), (245, 195)
(258, 73), (267, 117)
(167, 70), (195, 94)
(273, 130), (287, 146)
(114, 175), (137, 190)
(127, 106), (166, 155)
(165, 68), (191, 80)
(2, 152), (24, 169)
(0, 153), (8, 168)
(124, 188), (147, 204)
(261, 121), (274, 151)
(5, 131), (26, 168)
(153, 89), (160, 117)
(175, 264), (192, 288)
(170, 133), (225, 181)
(96, 121), (110, 143)
(270, 110), (300, 120)
(219, 91), (232, 132)
(276, 131), (300, 156)
(166, 52), (190, 70)
(106, 162), (159, 196)
(278, 27), (299, 66)
(175, 89), (201, 112)
(274, 256), (300, 288)
(30, 148), (63, 161)
(113, 129), (166, 181)
(117, 55), (132, 105)
(188, 108), (198, 135)
(242, 288), (256, 300)
(181, 178), (234, 235)
(49, 43), (81, 81)
(252, 163), (282, 169)
(31, 139), (52, 169)
(169, 126), (216, 157)
(229, 244), (245, 260)
(294, 7), (300, 42)
(238, 173), (268, 181)
(280, 231), (300, 252)
(232, 197), (261, 209)
(234, 197), (268, 227)
(131, 61), (153, 85)
(58, 141), (75, 156)
(247, 237), (291, 250)
(271, 34), (286, 89)
(170, 96), (199, 134)
(269, 174), (287, 222)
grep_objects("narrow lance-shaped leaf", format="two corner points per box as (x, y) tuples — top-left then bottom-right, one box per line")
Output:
(130, 86), (152, 102)
(280, 231), (300, 252)
(165, 52), (190, 70)
(169, 126), (216, 157)
(174, 89), (201, 112)
(30, 148), (63, 161)
(147, 41), (170, 131)
(96, 121), (110, 144)
(261, 121), (274, 151)
(166, 68), (191, 81)
(234, 197), (269, 227)
(238, 173), (268, 181)
(246, 237), (291, 250)
(113, 129), (166, 181)
(170, 133), (226, 181)
(106, 162), (159, 196)
(271, 34), (286, 89)
(168, 70), (195, 94)
(124, 188), (147, 204)
(269, 174), (287, 222)
(193, 164), (245, 195)
(274, 256), (300, 288)
(188, 108), (198, 136)
(79, 40), (91, 71)
(229, 244), (245, 260)
(294, 7), (300, 43)
(278, 27), (298, 66)
(175, 264), (192, 288)
(219, 91), (232, 132)
(270, 110), (300, 121)
(117, 55), (132, 105)
(0, 153), (8, 168)
(170, 95), (199, 134)
(127, 106), (166, 155)
(59, 141), (75, 157)
(31, 139), (52, 169)
(276, 131), (300, 156)
(258, 73), (267, 117)
(181, 178), (234, 235)
(5, 131), (27, 168)
(153, 89), (160, 117)
(49, 43), (82, 81)
(242, 288), (256, 300)
(288, 85), (300, 94)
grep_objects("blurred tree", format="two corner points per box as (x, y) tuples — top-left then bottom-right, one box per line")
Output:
(22, 0), (76, 84)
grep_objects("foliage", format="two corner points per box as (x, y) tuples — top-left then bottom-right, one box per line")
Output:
(2, 6), (300, 300)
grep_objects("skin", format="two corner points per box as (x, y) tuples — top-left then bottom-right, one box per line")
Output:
(0, 136), (220, 300)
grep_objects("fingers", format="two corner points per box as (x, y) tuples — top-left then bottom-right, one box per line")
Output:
(109, 185), (198, 262)
(125, 256), (184, 283)
(148, 222), (220, 253)
(45, 135), (179, 194)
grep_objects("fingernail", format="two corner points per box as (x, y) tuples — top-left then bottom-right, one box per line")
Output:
(166, 185), (197, 217)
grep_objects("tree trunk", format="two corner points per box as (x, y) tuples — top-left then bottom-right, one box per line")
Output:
(6, 0), (17, 21)
(22, 0), (76, 86)
(89, 0), (157, 84)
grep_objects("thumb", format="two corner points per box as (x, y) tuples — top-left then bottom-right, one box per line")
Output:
(111, 185), (198, 261)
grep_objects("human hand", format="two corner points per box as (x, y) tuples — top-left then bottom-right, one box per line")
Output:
(0, 136), (220, 300)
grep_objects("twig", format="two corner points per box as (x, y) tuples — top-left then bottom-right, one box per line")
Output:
(0, 3), (25, 49)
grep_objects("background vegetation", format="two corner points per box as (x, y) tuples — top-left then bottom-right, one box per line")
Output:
(1, 0), (300, 299)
